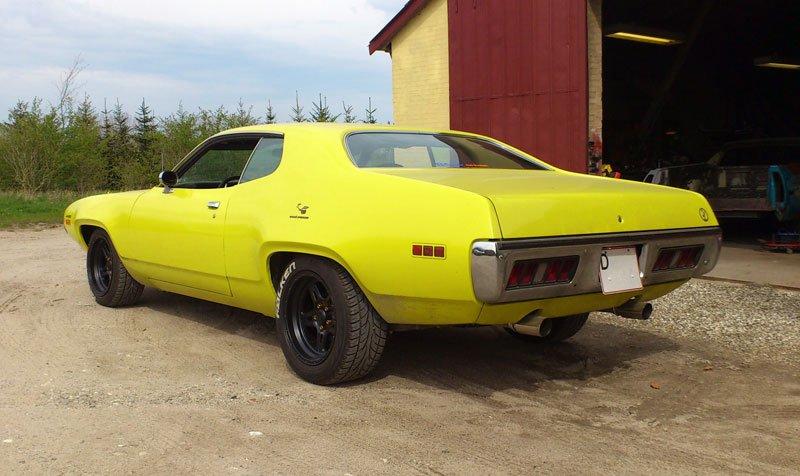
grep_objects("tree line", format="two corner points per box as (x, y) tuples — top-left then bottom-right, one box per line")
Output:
(0, 67), (381, 193)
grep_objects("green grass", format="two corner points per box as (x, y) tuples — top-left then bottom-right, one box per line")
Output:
(0, 191), (88, 229)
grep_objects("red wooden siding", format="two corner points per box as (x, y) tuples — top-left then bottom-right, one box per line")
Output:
(447, 0), (588, 172)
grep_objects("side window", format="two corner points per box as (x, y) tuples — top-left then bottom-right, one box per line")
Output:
(176, 137), (259, 188)
(239, 137), (284, 184)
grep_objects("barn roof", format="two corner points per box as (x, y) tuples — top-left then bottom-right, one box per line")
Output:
(368, 0), (431, 54)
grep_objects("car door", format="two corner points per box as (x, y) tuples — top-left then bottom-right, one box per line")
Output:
(127, 134), (263, 295)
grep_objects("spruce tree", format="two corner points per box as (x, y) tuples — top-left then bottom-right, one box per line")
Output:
(364, 97), (378, 124)
(265, 100), (277, 124)
(134, 98), (157, 154)
(290, 91), (306, 122)
(106, 100), (135, 188)
(100, 99), (112, 139)
(342, 102), (357, 123)
(65, 95), (105, 191)
(310, 93), (340, 122)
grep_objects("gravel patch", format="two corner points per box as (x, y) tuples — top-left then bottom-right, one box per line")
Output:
(593, 279), (800, 364)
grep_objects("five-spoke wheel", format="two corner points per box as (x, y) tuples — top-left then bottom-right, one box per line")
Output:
(287, 277), (337, 365)
(276, 256), (388, 385)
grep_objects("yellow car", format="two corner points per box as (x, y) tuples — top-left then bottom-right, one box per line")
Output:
(65, 124), (721, 384)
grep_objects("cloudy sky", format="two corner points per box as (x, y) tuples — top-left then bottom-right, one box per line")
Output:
(0, 0), (406, 122)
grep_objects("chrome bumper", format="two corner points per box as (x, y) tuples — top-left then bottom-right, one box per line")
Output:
(471, 227), (722, 304)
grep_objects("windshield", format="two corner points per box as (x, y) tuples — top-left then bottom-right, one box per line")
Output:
(346, 132), (547, 170)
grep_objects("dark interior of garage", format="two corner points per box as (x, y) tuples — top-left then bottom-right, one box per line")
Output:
(602, 0), (800, 180)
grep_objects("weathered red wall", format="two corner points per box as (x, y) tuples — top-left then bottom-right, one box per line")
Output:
(448, 0), (588, 172)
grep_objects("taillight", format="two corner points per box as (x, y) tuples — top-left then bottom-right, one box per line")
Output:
(652, 245), (703, 272)
(506, 256), (579, 289)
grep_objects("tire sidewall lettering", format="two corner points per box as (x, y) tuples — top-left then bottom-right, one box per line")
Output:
(276, 261), (296, 319)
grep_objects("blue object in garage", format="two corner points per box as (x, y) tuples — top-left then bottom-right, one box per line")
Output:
(768, 165), (800, 223)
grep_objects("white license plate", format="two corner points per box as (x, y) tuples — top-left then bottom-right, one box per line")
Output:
(599, 247), (643, 294)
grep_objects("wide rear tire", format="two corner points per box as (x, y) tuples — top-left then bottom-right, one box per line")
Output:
(86, 229), (144, 307)
(276, 256), (388, 385)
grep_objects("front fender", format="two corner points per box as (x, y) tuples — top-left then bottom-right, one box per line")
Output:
(64, 190), (147, 254)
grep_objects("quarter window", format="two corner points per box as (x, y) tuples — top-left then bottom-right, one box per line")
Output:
(239, 137), (284, 184)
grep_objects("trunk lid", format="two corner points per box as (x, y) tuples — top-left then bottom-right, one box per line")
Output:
(372, 169), (715, 238)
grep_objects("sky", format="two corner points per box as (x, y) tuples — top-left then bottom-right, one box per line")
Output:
(0, 0), (407, 123)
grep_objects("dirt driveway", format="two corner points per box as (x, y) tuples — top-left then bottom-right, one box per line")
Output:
(1, 228), (798, 474)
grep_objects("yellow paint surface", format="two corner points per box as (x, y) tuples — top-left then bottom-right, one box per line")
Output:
(389, 0), (450, 129)
(64, 123), (717, 326)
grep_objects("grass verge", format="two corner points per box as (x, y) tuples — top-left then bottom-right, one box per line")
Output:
(0, 191), (87, 229)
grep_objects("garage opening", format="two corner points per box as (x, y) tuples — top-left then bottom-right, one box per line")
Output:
(602, 0), (800, 177)
(600, 0), (800, 237)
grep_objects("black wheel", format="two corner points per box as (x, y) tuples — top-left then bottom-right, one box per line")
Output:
(86, 229), (144, 307)
(506, 313), (589, 343)
(276, 256), (388, 385)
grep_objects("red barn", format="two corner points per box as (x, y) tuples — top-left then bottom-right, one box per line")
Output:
(370, 0), (799, 177)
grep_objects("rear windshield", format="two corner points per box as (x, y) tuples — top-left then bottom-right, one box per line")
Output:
(346, 132), (547, 170)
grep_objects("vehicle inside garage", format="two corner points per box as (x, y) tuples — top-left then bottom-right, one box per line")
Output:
(602, 0), (800, 180)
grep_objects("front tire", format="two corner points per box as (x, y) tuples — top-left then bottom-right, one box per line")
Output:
(86, 229), (144, 307)
(506, 313), (589, 343)
(276, 256), (388, 385)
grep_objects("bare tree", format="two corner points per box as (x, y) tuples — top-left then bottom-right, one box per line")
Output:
(54, 55), (86, 127)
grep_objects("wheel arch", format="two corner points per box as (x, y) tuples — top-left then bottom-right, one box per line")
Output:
(265, 245), (363, 297)
(77, 221), (110, 248)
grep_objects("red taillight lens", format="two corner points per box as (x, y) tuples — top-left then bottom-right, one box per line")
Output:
(506, 256), (579, 289)
(653, 245), (703, 272)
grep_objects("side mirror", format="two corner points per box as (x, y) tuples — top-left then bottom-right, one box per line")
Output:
(159, 170), (177, 188)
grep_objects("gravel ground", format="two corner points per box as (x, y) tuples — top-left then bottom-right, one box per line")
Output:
(1, 228), (799, 474)
(594, 279), (800, 365)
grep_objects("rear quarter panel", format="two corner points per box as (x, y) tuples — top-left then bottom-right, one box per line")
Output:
(223, 128), (502, 323)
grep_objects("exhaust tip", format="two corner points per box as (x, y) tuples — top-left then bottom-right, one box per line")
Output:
(606, 300), (653, 320)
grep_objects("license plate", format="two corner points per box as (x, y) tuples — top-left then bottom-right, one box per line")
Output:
(599, 247), (643, 294)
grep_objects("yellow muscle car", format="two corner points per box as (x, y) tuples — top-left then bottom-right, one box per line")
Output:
(64, 124), (721, 384)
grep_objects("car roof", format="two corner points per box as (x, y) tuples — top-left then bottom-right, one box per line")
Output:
(213, 122), (471, 138)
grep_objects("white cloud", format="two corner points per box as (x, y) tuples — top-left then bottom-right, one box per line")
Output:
(8, 0), (393, 60)
(0, 0), (404, 121)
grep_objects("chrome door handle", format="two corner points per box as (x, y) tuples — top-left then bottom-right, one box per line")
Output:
(207, 201), (221, 210)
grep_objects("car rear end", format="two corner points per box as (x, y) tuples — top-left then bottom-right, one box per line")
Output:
(470, 226), (721, 324)
(344, 128), (723, 326)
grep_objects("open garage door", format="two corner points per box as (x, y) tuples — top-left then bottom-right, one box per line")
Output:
(602, 0), (800, 232)
(447, 0), (588, 172)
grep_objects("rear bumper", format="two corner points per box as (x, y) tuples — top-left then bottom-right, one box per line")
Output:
(471, 226), (722, 304)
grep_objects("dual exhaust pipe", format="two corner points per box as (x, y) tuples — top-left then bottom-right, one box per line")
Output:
(509, 300), (653, 337)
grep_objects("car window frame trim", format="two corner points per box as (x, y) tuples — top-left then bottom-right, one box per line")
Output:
(342, 130), (553, 171)
(171, 132), (284, 188)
